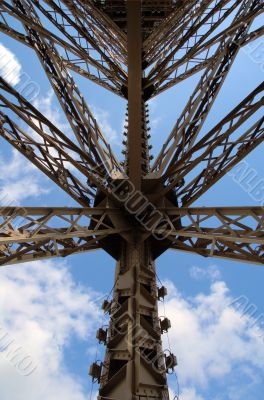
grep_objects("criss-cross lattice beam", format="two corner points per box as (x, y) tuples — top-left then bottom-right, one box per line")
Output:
(0, 0), (127, 96)
(155, 82), (264, 204)
(171, 13), (264, 73)
(145, 0), (233, 87)
(0, 1), (122, 93)
(152, 1), (262, 176)
(0, 207), (128, 265)
(143, 0), (197, 63)
(58, 0), (127, 63)
(144, 0), (263, 96)
(1, 0), (121, 177)
(34, 0), (127, 89)
(150, 0), (262, 177)
(160, 207), (264, 265)
(0, 77), (119, 206)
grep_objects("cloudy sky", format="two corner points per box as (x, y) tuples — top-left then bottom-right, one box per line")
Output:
(0, 7), (264, 400)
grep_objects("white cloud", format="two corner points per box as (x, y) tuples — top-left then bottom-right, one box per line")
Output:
(32, 90), (70, 137)
(91, 105), (121, 147)
(31, 91), (93, 183)
(0, 90), (87, 206)
(148, 97), (162, 132)
(189, 264), (221, 281)
(0, 252), (263, 400)
(163, 279), (264, 399)
(0, 149), (35, 181)
(0, 259), (102, 400)
(0, 149), (49, 204)
(169, 385), (205, 400)
(180, 387), (205, 400)
(0, 43), (21, 85)
(32, 91), (118, 152)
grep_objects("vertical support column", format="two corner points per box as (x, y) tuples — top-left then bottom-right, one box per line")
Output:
(127, 0), (143, 190)
(97, 241), (170, 400)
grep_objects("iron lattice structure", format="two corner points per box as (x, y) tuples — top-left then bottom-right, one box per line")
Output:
(0, 0), (264, 399)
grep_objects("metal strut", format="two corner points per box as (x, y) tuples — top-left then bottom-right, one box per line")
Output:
(89, 2), (174, 398)
(96, 242), (171, 400)
(0, 1), (263, 399)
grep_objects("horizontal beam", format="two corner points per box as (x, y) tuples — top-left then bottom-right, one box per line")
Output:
(160, 207), (264, 216)
(0, 206), (129, 265)
(170, 242), (264, 265)
(1, 205), (264, 265)
(0, 207), (123, 216)
(158, 206), (264, 264)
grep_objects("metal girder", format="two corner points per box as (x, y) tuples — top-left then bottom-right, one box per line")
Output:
(35, 0), (127, 88)
(98, 242), (170, 399)
(145, 0), (227, 80)
(0, 207), (128, 265)
(150, 0), (262, 177)
(242, 26), (264, 47)
(1, 205), (264, 265)
(144, 0), (263, 96)
(178, 12), (264, 68)
(161, 207), (264, 265)
(125, 2), (153, 186)
(0, 2), (122, 94)
(155, 82), (264, 204)
(143, 0), (197, 62)
(0, 77), (118, 206)
(126, 0), (143, 189)
(0, 0), (127, 96)
(1, 1), (264, 398)
(78, 0), (127, 44)
(10, 0), (121, 178)
(58, 0), (127, 62)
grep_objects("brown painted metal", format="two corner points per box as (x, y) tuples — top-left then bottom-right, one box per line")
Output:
(127, 0), (143, 189)
(99, 242), (170, 400)
(144, 0), (263, 95)
(150, 0), (262, 177)
(0, 207), (130, 265)
(0, 1), (263, 399)
(1, 205), (264, 264)
(151, 82), (264, 204)
(0, 0), (127, 95)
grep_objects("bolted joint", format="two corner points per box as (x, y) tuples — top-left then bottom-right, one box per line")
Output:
(160, 317), (171, 334)
(158, 286), (168, 300)
(89, 362), (102, 383)
(173, 178), (185, 188)
(102, 300), (112, 314)
(165, 352), (177, 373)
(96, 328), (108, 345)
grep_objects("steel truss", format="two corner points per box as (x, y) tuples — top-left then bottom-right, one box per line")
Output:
(0, 0), (263, 399)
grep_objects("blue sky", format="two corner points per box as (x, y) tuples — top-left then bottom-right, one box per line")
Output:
(0, 9), (264, 400)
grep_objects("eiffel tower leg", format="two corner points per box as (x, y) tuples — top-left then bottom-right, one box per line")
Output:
(98, 241), (170, 400)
